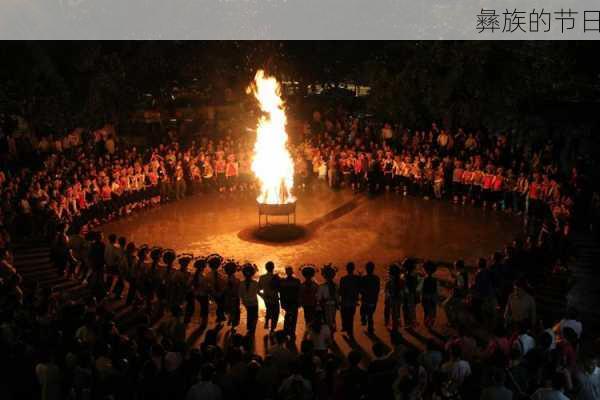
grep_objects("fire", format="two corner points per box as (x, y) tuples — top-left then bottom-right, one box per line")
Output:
(248, 70), (295, 205)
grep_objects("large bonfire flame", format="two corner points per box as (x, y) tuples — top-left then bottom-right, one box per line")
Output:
(248, 70), (295, 205)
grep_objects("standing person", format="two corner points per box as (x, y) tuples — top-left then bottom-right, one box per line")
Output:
(444, 259), (469, 328)
(472, 257), (498, 330)
(279, 266), (301, 340)
(360, 261), (380, 334)
(160, 250), (177, 314)
(206, 254), (226, 323)
(239, 263), (259, 337)
(300, 265), (319, 326)
(191, 257), (210, 322)
(480, 368), (513, 400)
(504, 279), (536, 329)
(186, 363), (222, 400)
(123, 243), (140, 306)
(89, 231), (107, 300)
(225, 154), (239, 192)
(515, 172), (529, 215)
(421, 261), (439, 329)
(382, 153), (394, 192)
(387, 263), (404, 331)
(112, 236), (127, 299)
(402, 258), (419, 328)
(317, 264), (338, 333)
(214, 155), (226, 192)
(128, 245), (147, 306)
(303, 312), (332, 359)
(103, 233), (120, 291)
(113, 239), (131, 300)
(339, 262), (361, 338)
(452, 160), (464, 204)
(223, 260), (241, 332)
(258, 261), (280, 333)
(433, 164), (445, 199)
(530, 373), (570, 400)
(174, 165), (187, 200)
(174, 254), (193, 321)
(144, 247), (163, 313)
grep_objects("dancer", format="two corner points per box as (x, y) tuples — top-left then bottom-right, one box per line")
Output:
(300, 264), (318, 326)
(317, 264), (338, 333)
(258, 261), (280, 332)
(191, 257), (209, 321)
(339, 262), (360, 338)
(279, 266), (301, 340)
(223, 260), (241, 331)
(360, 261), (380, 334)
(240, 263), (259, 336)
(206, 254), (226, 323)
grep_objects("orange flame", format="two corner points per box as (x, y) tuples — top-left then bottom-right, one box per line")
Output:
(248, 70), (295, 205)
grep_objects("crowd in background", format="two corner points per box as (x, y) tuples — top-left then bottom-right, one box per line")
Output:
(1, 110), (600, 400)
(1, 112), (597, 244)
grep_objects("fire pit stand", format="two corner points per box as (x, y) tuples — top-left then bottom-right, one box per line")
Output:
(258, 201), (297, 227)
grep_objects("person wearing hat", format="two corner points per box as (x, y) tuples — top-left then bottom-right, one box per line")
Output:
(258, 261), (280, 332)
(144, 247), (163, 312)
(223, 260), (241, 331)
(239, 263), (259, 336)
(317, 264), (338, 333)
(360, 261), (380, 334)
(300, 264), (318, 326)
(279, 266), (301, 340)
(206, 254), (226, 323)
(444, 259), (469, 328)
(160, 249), (177, 313)
(126, 244), (147, 306)
(339, 262), (361, 338)
(191, 257), (210, 322)
(174, 253), (193, 322)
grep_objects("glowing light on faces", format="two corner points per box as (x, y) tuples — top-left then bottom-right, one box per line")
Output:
(248, 70), (295, 205)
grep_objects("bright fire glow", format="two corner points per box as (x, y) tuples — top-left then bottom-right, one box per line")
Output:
(249, 70), (295, 205)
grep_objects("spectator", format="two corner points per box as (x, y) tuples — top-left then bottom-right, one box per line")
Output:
(481, 368), (513, 400)
(186, 363), (222, 400)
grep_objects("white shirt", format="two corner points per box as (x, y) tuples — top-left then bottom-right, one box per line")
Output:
(515, 333), (535, 356)
(530, 388), (569, 400)
(442, 359), (471, 384)
(576, 368), (600, 400)
(559, 319), (583, 339)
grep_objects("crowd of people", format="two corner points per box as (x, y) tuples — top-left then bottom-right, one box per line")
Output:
(1, 113), (594, 244)
(1, 112), (599, 400)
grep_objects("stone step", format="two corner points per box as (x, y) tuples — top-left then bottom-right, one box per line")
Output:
(11, 243), (51, 252)
(51, 280), (83, 292)
(38, 275), (70, 287)
(21, 269), (60, 281)
(15, 261), (55, 271)
(14, 256), (52, 266)
(14, 247), (51, 256)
